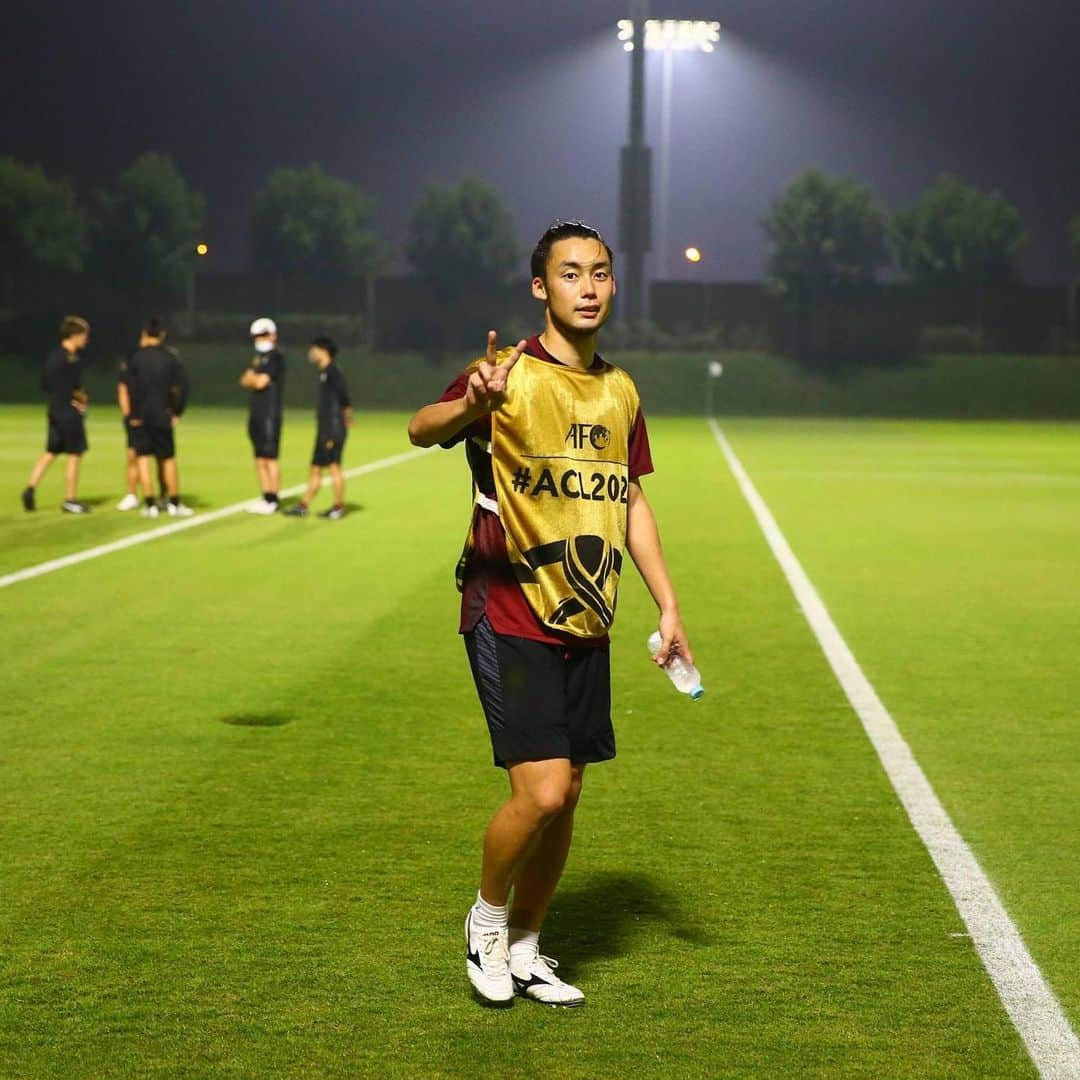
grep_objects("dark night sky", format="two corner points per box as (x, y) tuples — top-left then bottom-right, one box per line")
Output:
(3, 1), (1078, 282)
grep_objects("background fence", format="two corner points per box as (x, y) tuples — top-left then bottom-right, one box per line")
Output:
(3, 271), (1079, 417)
(5, 343), (1080, 419)
(3, 271), (1076, 354)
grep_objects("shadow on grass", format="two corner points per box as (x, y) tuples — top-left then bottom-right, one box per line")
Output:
(275, 499), (365, 515)
(544, 870), (711, 978)
(79, 492), (213, 510)
(170, 491), (213, 509)
(220, 712), (292, 728)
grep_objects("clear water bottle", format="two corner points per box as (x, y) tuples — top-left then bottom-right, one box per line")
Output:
(647, 631), (704, 700)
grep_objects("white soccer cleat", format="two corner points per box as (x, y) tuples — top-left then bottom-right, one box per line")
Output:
(116, 493), (139, 511)
(244, 499), (277, 515)
(510, 949), (585, 1008)
(465, 911), (513, 1005)
(167, 502), (194, 517)
(140, 504), (160, 519)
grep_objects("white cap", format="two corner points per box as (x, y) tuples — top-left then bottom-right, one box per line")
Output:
(249, 317), (277, 337)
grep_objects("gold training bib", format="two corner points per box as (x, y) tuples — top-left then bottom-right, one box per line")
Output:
(491, 350), (641, 639)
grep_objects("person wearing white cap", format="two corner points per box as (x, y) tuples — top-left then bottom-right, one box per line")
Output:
(240, 317), (286, 513)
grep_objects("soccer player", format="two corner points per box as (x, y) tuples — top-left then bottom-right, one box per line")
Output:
(116, 350), (164, 511)
(240, 316), (285, 514)
(284, 336), (353, 519)
(407, 221), (693, 1008)
(126, 316), (192, 518)
(22, 315), (92, 513)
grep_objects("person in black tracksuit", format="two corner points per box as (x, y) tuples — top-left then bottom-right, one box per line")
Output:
(117, 350), (164, 510)
(240, 316), (285, 514)
(126, 316), (192, 518)
(284, 336), (353, 520)
(22, 315), (92, 514)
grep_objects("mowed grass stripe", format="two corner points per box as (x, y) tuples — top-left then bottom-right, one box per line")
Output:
(0, 444), (431, 590)
(0, 444), (430, 587)
(712, 418), (1080, 1037)
(712, 419), (1080, 1079)
(0, 407), (426, 577)
(0, 417), (1035, 1077)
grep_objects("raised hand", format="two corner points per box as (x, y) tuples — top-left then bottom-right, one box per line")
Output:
(465, 331), (527, 414)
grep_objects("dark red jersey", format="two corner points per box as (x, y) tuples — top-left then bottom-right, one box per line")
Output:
(436, 334), (653, 647)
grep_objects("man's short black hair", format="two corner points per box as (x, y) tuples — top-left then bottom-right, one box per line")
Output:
(530, 220), (615, 281)
(310, 335), (338, 358)
(143, 315), (167, 338)
(59, 315), (90, 339)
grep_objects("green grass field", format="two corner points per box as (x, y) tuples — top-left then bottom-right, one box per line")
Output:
(1, 404), (1077, 1077)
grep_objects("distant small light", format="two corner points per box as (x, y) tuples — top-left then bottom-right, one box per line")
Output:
(196, 243), (209, 256)
(684, 246), (703, 263)
(708, 361), (723, 378)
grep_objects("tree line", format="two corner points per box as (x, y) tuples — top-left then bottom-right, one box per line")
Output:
(762, 169), (1054, 301)
(0, 155), (516, 307)
(1, 153), (1077, 316)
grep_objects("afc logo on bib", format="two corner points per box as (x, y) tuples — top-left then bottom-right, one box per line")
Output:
(565, 423), (611, 452)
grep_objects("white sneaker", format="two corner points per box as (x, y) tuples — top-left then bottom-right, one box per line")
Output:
(510, 948), (585, 1007)
(167, 502), (194, 517)
(116, 493), (139, 511)
(244, 499), (278, 515)
(140, 504), (160, 519)
(465, 910), (513, 1005)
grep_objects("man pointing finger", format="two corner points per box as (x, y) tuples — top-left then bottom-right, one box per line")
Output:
(408, 220), (692, 1010)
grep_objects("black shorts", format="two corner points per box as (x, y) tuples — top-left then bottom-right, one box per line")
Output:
(123, 417), (136, 450)
(312, 430), (346, 467)
(46, 411), (87, 455)
(249, 413), (281, 459)
(131, 423), (175, 460)
(464, 615), (614, 769)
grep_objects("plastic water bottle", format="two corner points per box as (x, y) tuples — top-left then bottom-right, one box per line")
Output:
(647, 631), (704, 700)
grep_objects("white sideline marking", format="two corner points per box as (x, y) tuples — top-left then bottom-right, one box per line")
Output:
(0, 447), (432, 591)
(710, 418), (1080, 1079)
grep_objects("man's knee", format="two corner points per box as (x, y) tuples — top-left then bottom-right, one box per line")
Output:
(528, 782), (573, 820)
(512, 768), (570, 819)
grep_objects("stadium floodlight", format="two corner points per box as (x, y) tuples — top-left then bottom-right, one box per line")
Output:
(617, 18), (721, 52)
(618, 17), (720, 280)
(684, 246), (702, 263)
(195, 243), (209, 256)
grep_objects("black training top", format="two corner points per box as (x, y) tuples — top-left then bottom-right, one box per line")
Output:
(248, 350), (285, 419)
(127, 345), (190, 426)
(42, 347), (83, 417)
(317, 363), (351, 433)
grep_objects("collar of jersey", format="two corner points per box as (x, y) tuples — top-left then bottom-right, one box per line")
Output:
(526, 334), (605, 373)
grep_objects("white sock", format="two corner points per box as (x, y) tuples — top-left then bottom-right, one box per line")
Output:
(508, 927), (540, 964)
(472, 892), (508, 931)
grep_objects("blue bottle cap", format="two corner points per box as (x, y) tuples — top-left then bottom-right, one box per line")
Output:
(690, 686), (704, 700)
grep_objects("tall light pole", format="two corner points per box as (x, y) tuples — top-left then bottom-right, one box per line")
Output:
(657, 46), (674, 281)
(684, 245), (710, 329)
(186, 242), (209, 335)
(618, 19), (721, 286)
(618, 0), (651, 324)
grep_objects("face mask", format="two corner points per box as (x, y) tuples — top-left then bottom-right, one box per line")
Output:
(254, 339), (274, 354)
